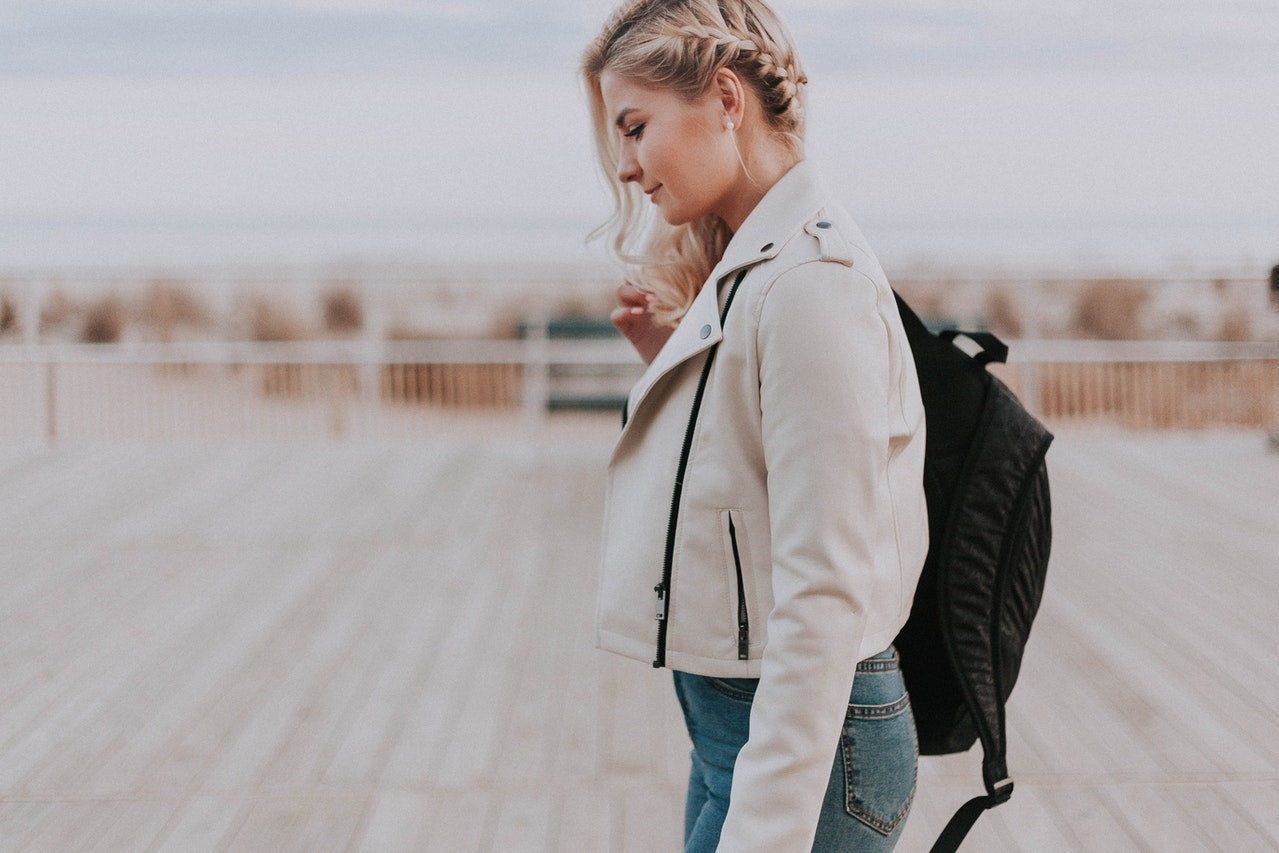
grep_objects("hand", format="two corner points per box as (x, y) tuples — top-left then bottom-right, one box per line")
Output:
(610, 282), (674, 365)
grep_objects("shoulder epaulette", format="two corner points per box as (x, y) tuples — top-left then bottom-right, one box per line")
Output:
(803, 216), (855, 267)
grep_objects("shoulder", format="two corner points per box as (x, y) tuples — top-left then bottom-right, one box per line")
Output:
(744, 206), (891, 323)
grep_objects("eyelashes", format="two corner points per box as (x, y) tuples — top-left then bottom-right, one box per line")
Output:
(623, 123), (645, 140)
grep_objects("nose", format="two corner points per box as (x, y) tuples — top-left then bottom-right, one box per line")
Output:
(616, 150), (640, 185)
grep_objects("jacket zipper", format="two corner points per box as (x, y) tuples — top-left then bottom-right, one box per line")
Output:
(653, 268), (748, 668)
(728, 512), (750, 660)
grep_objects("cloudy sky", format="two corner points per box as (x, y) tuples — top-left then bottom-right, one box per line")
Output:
(5, 0), (1275, 76)
(2, 1), (1277, 273)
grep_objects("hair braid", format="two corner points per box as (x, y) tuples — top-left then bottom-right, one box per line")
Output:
(677, 24), (757, 54)
(674, 20), (805, 119)
(740, 46), (807, 116)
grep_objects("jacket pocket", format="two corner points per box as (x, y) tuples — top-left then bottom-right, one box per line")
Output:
(720, 509), (751, 660)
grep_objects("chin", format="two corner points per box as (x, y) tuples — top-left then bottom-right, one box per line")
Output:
(659, 207), (696, 227)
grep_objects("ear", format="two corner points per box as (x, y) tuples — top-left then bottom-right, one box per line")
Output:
(711, 68), (747, 128)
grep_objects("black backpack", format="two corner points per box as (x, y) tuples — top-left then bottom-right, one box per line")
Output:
(891, 293), (1054, 852)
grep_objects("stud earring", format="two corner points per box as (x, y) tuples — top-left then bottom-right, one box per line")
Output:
(725, 118), (735, 131)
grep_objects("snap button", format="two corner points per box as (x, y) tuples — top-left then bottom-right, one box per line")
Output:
(699, 324), (712, 339)
(815, 221), (832, 229)
(760, 242), (774, 252)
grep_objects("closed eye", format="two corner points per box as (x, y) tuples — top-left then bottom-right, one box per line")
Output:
(623, 123), (645, 140)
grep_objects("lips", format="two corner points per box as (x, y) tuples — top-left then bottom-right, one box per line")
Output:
(645, 185), (662, 201)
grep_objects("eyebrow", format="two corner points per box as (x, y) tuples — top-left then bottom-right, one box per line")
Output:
(614, 108), (637, 129)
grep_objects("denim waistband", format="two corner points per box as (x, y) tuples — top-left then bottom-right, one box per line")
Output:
(856, 645), (900, 673)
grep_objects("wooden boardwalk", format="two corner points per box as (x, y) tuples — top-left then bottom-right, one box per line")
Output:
(0, 422), (1276, 851)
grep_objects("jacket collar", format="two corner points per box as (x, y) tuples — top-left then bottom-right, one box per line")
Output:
(708, 158), (832, 283)
(618, 160), (832, 443)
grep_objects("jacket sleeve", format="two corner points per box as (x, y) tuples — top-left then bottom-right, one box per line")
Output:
(717, 260), (897, 852)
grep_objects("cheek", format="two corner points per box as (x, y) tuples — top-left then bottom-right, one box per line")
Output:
(685, 127), (734, 177)
(657, 134), (723, 191)
(679, 145), (734, 204)
(644, 135), (679, 178)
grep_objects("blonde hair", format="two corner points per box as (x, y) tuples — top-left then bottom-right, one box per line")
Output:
(582, 0), (808, 326)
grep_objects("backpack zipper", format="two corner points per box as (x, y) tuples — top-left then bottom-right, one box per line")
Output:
(653, 268), (748, 669)
(728, 511), (750, 660)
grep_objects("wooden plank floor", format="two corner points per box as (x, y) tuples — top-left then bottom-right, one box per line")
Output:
(0, 424), (1276, 851)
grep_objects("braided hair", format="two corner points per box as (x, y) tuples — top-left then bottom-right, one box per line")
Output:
(583, 0), (808, 325)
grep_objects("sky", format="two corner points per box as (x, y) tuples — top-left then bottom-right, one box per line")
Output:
(1, 1), (1277, 274)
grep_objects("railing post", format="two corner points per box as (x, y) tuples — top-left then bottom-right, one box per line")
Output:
(361, 284), (384, 433)
(1020, 278), (1043, 418)
(19, 280), (57, 442)
(522, 316), (549, 423)
(1022, 360), (1043, 419)
(327, 364), (347, 439)
(45, 362), (57, 442)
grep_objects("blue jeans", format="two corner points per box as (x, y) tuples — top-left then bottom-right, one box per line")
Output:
(672, 646), (917, 852)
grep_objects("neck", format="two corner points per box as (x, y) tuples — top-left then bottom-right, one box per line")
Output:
(719, 144), (801, 233)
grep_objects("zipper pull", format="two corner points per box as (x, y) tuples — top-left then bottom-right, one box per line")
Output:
(654, 583), (668, 622)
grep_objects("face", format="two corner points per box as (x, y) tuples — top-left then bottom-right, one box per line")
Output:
(599, 71), (740, 227)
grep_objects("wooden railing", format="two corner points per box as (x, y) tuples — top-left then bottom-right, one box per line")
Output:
(0, 336), (639, 441)
(994, 340), (1279, 430)
(0, 337), (1276, 441)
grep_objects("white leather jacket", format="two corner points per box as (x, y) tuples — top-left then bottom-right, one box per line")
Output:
(596, 160), (928, 851)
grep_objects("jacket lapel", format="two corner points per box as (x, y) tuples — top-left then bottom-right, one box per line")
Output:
(623, 271), (725, 428)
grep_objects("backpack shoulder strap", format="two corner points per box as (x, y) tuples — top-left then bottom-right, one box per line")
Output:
(939, 329), (1009, 366)
(930, 780), (1015, 853)
(894, 291), (1009, 366)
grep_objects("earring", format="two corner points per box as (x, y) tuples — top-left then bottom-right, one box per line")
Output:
(725, 118), (735, 131)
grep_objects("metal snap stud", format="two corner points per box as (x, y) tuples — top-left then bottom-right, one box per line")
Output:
(760, 242), (774, 252)
(700, 324), (712, 339)
(815, 221), (832, 229)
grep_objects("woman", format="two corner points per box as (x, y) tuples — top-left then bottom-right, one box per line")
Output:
(582, 1), (929, 850)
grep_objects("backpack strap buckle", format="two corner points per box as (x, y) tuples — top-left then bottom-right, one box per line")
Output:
(988, 777), (1014, 805)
